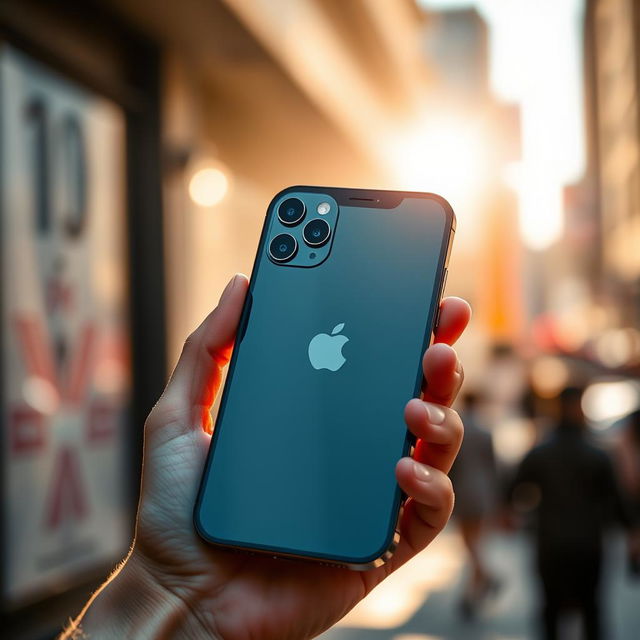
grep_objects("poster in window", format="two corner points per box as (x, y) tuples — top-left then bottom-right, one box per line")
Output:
(0, 46), (131, 606)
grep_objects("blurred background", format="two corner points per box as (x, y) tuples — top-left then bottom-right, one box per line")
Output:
(1, 0), (639, 638)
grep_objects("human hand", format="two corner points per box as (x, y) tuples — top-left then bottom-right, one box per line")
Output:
(66, 274), (471, 640)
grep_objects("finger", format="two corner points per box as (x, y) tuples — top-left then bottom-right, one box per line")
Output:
(158, 274), (248, 432)
(404, 399), (463, 473)
(394, 458), (455, 555)
(434, 297), (471, 346)
(421, 343), (464, 407)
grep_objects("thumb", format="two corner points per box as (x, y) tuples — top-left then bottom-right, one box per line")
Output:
(153, 274), (248, 434)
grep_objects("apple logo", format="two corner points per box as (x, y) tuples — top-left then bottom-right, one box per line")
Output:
(308, 323), (349, 371)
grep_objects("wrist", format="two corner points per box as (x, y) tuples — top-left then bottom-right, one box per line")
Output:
(63, 552), (210, 640)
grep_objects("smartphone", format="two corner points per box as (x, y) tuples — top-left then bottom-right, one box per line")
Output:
(194, 186), (455, 570)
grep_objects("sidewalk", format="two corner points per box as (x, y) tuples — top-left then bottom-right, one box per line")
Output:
(319, 528), (640, 640)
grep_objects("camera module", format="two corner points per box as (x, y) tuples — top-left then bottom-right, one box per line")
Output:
(302, 219), (331, 247)
(277, 197), (306, 226)
(269, 233), (298, 262)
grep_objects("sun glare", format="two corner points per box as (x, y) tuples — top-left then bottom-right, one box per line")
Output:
(387, 116), (486, 217)
(419, 0), (585, 251)
(504, 161), (564, 250)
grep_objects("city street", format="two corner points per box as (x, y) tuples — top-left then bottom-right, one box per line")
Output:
(321, 528), (640, 640)
(3, 1), (640, 637)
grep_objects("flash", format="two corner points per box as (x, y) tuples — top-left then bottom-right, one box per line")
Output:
(317, 202), (331, 215)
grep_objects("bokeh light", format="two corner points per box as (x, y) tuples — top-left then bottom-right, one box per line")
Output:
(582, 380), (640, 427)
(188, 166), (229, 207)
(530, 356), (571, 398)
(594, 328), (640, 369)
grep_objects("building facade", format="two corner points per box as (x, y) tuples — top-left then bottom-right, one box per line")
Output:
(586, 0), (640, 328)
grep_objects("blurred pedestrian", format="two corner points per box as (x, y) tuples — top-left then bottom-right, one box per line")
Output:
(450, 390), (500, 617)
(613, 409), (640, 576)
(512, 386), (634, 640)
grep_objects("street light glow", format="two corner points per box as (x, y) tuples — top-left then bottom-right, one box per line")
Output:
(188, 167), (228, 207)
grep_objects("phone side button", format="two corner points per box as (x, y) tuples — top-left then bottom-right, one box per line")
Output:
(434, 269), (448, 331)
(237, 291), (253, 344)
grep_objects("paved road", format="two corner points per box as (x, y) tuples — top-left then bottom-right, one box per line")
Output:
(319, 528), (640, 640)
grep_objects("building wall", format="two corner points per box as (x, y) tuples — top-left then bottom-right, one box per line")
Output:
(589, 0), (640, 327)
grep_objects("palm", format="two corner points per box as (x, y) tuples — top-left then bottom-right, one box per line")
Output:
(137, 414), (393, 639)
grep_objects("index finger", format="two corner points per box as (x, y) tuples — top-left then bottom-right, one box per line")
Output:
(434, 297), (471, 346)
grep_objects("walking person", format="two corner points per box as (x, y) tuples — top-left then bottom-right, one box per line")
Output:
(450, 390), (500, 617)
(613, 409), (640, 576)
(512, 386), (634, 640)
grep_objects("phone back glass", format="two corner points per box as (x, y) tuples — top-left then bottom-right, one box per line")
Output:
(195, 188), (452, 565)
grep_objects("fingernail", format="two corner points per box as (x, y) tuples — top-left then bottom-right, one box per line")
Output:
(413, 460), (431, 483)
(424, 402), (446, 425)
(220, 274), (239, 304)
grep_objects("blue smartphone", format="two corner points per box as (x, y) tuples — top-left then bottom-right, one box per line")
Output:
(194, 186), (455, 569)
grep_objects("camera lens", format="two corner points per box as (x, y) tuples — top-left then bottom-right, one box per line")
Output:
(302, 219), (331, 247)
(269, 233), (297, 262)
(277, 197), (306, 226)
